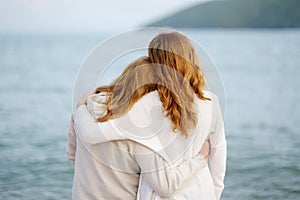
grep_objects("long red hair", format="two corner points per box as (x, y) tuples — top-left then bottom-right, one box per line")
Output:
(95, 31), (210, 137)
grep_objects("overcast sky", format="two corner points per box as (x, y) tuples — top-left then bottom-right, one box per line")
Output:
(0, 0), (212, 33)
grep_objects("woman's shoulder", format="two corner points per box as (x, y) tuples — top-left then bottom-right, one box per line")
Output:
(138, 90), (160, 103)
(203, 90), (217, 100)
(193, 90), (222, 119)
(197, 90), (220, 105)
(130, 91), (162, 112)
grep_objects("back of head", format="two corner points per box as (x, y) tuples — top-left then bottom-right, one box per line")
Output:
(148, 31), (199, 70)
(95, 56), (156, 122)
(147, 31), (211, 137)
(95, 32), (211, 138)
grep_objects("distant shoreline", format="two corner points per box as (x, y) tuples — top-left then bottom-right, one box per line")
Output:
(147, 0), (300, 29)
(2, 27), (300, 36)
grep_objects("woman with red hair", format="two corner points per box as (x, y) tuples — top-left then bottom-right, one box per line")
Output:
(67, 31), (226, 199)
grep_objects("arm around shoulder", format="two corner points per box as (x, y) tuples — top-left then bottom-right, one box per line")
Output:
(134, 145), (207, 198)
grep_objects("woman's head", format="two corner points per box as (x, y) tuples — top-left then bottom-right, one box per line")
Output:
(95, 31), (210, 137)
(147, 31), (211, 137)
(148, 32), (208, 97)
(95, 56), (155, 121)
(148, 31), (199, 72)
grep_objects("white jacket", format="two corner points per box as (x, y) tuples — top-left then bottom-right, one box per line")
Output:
(73, 90), (226, 199)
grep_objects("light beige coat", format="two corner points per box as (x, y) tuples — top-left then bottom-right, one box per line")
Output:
(67, 116), (207, 200)
(67, 90), (226, 199)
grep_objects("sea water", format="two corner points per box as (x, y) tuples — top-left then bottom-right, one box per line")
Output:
(0, 29), (299, 199)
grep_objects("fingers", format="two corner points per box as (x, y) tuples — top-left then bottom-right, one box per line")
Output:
(199, 139), (211, 158)
(206, 139), (211, 150)
(76, 90), (96, 108)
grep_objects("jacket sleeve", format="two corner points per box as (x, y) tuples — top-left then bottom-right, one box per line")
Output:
(134, 147), (207, 198)
(208, 94), (227, 200)
(73, 105), (126, 144)
(66, 115), (77, 164)
(72, 92), (126, 144)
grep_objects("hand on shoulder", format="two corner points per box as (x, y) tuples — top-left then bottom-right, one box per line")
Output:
(76, 90), (95, 108)
(199, 140), (210, 158)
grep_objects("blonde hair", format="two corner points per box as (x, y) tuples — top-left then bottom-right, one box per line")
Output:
(95, 31), (210, 138)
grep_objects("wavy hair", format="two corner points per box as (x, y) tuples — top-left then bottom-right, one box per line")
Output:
(95, 31), (210, 138)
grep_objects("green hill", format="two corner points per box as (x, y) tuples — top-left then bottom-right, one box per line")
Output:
(147, 0), (300, 28)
